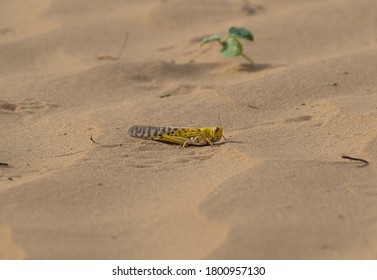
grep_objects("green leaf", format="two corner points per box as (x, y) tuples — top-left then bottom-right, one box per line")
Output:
(200, 34), (222, 46)
(220, 36), (243, 57)
(228, 27), (253, 41)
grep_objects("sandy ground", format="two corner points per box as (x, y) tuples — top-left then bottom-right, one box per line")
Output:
(1, 0), (377, 259)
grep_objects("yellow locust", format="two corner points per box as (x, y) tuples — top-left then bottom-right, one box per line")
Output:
(128, 125), (226, 147)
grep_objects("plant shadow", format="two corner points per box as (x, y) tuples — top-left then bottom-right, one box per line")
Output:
(237, 63), (282, 73)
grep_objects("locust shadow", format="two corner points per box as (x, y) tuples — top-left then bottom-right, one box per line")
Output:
(221, 140), (244, 144)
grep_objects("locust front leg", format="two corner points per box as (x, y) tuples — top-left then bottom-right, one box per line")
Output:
(182, 135), (207, 148)
(205, 137), (215, 146)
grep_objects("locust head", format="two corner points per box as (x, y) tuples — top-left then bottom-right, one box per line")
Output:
(211, 126), (223, 142)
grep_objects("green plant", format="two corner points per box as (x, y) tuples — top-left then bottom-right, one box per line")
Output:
(201, 27), (254, 65)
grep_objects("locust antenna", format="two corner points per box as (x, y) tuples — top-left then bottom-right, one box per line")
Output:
(217, 112), (222, 127)
(217, 112), (228, 141)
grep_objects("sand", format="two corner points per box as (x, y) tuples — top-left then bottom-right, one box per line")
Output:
(1, 0), (377, 259)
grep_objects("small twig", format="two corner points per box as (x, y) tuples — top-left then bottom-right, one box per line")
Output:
(90, 135), (98, 144)
(160, 93), (171, 98)
(96, 33), (129, 61)
(241, 0), (263, 15)
(90, 135), (123, 148)
(342, 155), (369, 167)
(0, 162), (9, 167)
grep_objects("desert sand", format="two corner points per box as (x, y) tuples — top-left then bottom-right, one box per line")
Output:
(1, 0), (377, 259)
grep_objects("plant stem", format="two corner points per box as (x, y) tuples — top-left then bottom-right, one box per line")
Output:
(241, 53), (255, 66)
(216, 39), (225, 46)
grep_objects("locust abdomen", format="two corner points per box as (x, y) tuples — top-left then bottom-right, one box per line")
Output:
(127, 125), (176, 139)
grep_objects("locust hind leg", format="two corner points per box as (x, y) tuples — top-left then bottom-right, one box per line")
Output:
(151, 134), (187, 146)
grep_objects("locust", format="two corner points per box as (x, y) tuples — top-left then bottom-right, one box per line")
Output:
(127, 125), (226, 147)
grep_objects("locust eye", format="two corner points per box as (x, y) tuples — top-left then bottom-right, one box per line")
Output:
(214, 127), (219, 133)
